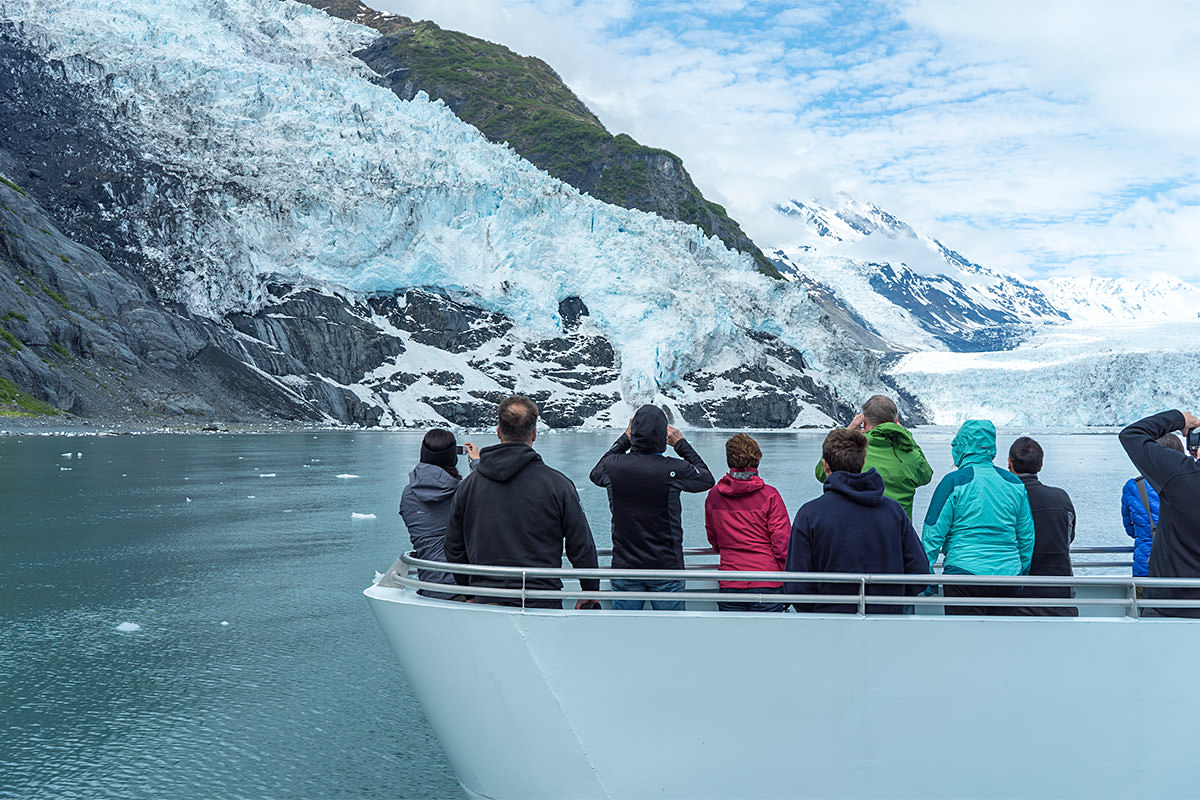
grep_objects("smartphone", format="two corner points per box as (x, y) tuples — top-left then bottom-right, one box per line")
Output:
(455, 445), (465, 455)
(1188, 429), (1200, 451)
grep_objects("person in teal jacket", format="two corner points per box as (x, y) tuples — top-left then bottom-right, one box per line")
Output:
(922, 419), (1035, 615)
(815, 395), (933, 518)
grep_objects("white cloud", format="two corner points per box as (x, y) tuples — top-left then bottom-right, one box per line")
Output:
(366, 0), (1200, 280)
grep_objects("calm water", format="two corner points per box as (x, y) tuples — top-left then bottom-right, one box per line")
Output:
(1, 427), (1137, 799)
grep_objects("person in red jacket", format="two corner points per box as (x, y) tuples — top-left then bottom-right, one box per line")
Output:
(705, 434), (791, 612)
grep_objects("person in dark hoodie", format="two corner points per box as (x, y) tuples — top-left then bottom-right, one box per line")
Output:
(399, 429), (480, 599)
(1120, 409), (1200, 617)
(445, 396), (600, 609)
(590, 405), (715, 610)
(785, 427), (930, 613)
(1007, 436), (1078, 616)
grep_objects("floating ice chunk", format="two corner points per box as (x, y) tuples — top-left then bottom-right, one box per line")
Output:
(220, 621), (230, 626)
(186, 497), (192, 502)
(337, 474), (359, 479)
(237, 456), (244, 460)
(259, 473), (277, 478)
(60, 467), (72, 471)
(116, 622), (141, 632)
(76, 452), (82, 458)
(247, 495), (255, 499)
(60, 452), (72, 457)
(351, 512), (377, 520)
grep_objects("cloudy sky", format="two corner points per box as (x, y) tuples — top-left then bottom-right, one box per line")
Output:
(368, 0), (1200, 281)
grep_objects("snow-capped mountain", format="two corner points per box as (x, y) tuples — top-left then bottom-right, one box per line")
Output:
(772, 197), (1068, 352)
(0, 0), (900, 428)
(1034, 275), (1200, 324)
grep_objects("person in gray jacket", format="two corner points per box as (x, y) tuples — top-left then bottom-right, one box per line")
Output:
(399, 428), (480, 599)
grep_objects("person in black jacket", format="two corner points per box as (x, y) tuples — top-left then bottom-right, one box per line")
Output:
(1007, 436), (1078, 616)
(589, 405), (715, 610)
(444, 396), (600, 610)
(784, 428), (929, 614)
(1120, 409), (1200, 617)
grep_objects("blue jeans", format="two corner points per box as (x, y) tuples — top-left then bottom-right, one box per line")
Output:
(717, 586), (786, 613)
(610, 579), (686, 611)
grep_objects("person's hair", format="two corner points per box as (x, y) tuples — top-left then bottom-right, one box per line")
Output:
(1008, 436), (1043, 474)
(822, 428), (867, 473)
(421, 428), (461, 480)
(725, 433), (762, 469)
(1157, 433), (1186, 453)
(861, 395), (899, 426)
(497, 395), (539, 442)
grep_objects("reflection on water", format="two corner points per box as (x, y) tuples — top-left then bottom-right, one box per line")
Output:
(0, 428), (1134, 798)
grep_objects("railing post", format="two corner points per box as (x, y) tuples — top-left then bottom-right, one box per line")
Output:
(1129, 581), (1139, 619)
(857, 578), (866, 616)
(521, 571), (527, 611)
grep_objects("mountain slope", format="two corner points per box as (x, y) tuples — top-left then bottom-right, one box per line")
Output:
(295, 0), (781, 278)
(772, 196), (1068, 351)
(0, 0), (893, 427)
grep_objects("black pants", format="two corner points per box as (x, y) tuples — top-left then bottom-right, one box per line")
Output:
(943, 582), (1019, 616)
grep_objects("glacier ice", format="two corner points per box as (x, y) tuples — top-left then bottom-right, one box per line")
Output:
(0, 0), (879, 414)
(115, 621), (141, 632)
(351, 512), (376, 520)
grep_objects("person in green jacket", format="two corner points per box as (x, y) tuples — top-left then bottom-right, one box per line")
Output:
(814, 395), (933, 518)
(922, 419), (1035, 615)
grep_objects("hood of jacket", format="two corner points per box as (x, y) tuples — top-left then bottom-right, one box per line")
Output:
(951, 419), (997, 467)
(405, 462), (460, 502)
(630, 404), (668, 454)
(867, 422), (918, 453)
(824, 467), (886, 506)
(714, 468), (765, 497)
(475, 442), (541, 482)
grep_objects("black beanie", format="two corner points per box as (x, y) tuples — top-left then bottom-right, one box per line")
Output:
(420, 441), (458, 470)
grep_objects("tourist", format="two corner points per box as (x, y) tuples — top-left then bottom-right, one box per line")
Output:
(1007, 436), (1078, 616)
(444, 396), (600, 609)
(785, 428), (930, 613)
(922, 419), (1034, 615)
(814, 395), (932, 518)
(704, 434), (790, 612)
(1119, 410), (1200, 617)
(399, 428), (480, 599)
(1122, 434), (1186, 579)
(589, 405), (715, 610)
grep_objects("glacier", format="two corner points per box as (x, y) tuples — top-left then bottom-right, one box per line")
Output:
(0, 0), (889, 422)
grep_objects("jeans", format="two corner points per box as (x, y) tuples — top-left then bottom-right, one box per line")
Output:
(717, 586), (786, 613)
(610, 578), (686, 611)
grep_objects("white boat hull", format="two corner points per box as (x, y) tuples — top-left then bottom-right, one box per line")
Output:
(365, 584), (1200, 799)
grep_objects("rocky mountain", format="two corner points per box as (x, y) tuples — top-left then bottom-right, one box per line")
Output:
(294, 0), (782, 278)
(0, 0), (899, 428)
(772, 196), (1069, 352)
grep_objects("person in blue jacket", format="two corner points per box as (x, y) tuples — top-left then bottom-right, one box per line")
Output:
(1121, 433), (1186, 577)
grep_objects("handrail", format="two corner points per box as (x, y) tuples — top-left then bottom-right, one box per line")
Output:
(386, 552), (1200, 617)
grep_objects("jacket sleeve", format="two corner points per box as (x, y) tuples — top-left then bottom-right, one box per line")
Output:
(1015, 489), (1035, 574)
(783, 512), (816, 610)
(560, 482), (600, 592)
(921, 475), (956, 568)
(443, 483), (471, 586)
(900, 511), (931, 596)
(704, 491), (720, 552)
(814, 459), (827, 483)
(1121, 480), (1136, 539)
(1119, 410), (1192, 495)
(670, 438), (716, 492)
(588, 433), (630, 488)
(767, 489), (792, 569)
(912, 445), (934, 488)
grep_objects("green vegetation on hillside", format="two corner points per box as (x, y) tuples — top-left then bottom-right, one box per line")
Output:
(0, 377), (61, 416)
(0, 174), (27, 197)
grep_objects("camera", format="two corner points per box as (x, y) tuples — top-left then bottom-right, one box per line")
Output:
(455, 445), (465, 455)
(1188, 429), (1200, 452)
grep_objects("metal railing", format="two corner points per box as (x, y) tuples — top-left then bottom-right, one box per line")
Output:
(374, 546), (1200, 618)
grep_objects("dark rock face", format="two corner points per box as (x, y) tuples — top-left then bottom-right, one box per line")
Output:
(373, 290), (512, 353)
(558, 295), (589, 329)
